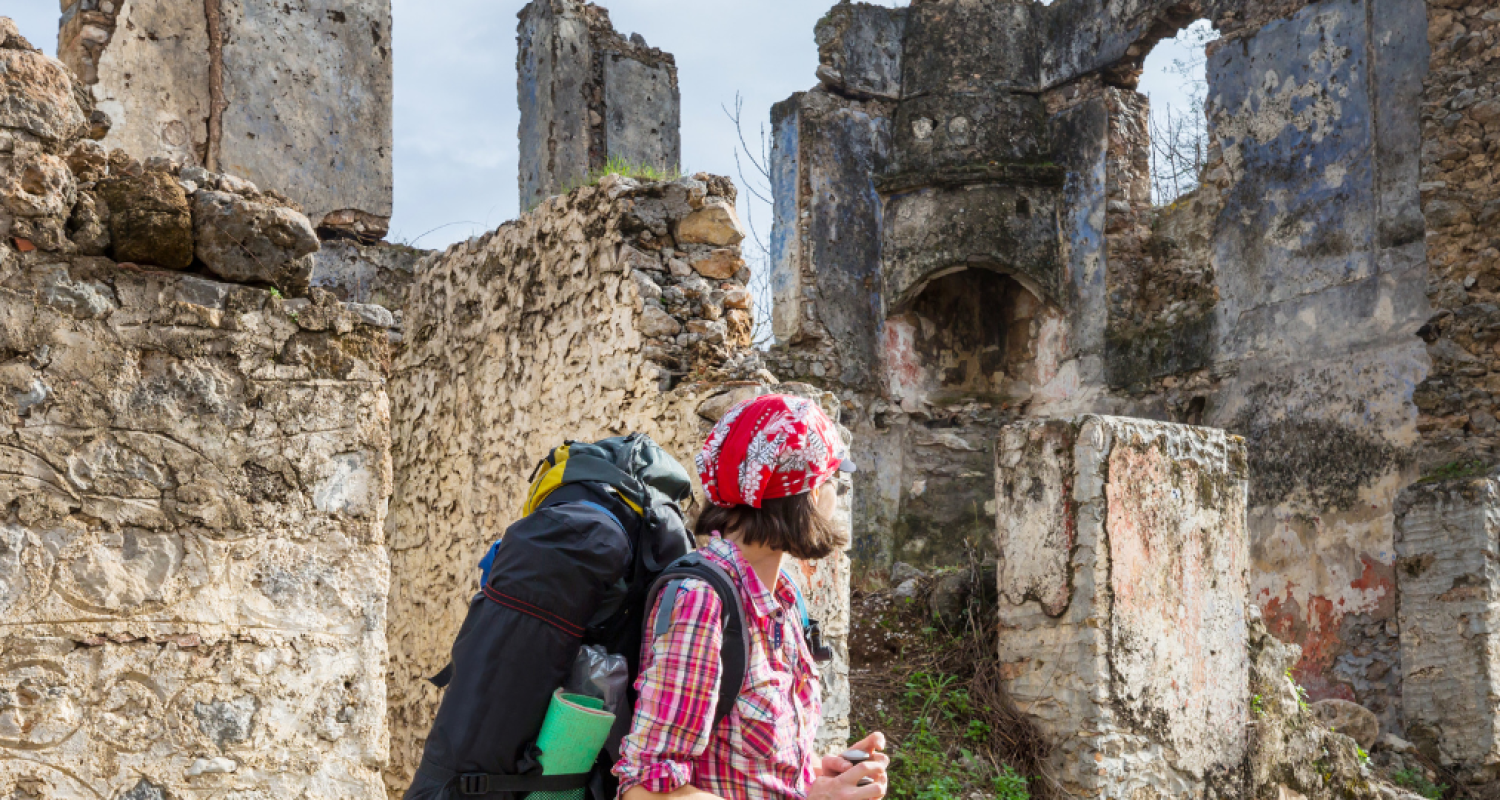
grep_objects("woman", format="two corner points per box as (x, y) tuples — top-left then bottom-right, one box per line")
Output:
(614, 394), (890, 800)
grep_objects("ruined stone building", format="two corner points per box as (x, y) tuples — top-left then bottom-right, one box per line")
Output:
(0, 4), (832, 798)
(766, 0), (1493, 749)
(2, 0), (1500, 798)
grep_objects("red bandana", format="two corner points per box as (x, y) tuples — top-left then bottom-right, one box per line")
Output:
(697, 394), (849, 508)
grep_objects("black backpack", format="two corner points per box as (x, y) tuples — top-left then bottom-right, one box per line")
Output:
(404, 434), (830, 800)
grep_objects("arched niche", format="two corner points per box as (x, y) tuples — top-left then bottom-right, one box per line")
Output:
(881, 264), (1065, 411)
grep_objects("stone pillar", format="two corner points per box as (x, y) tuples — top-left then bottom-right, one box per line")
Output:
(1394, 476), (1500, 775)
(517, 0), (680, 210)
(58, 0), (394, 240)
(995, 416), (1251, 798)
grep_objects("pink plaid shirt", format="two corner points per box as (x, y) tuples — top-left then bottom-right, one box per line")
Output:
(613, 536), (822, 800)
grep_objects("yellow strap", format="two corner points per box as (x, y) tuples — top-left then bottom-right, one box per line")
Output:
(524, 444), (570, 516)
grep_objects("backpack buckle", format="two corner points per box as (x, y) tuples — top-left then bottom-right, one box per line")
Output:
(807, 620), (834, 664)
(458, 774), (490, 796)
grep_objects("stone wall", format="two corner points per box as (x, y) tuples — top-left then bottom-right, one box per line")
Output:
(57, 0), (394, 239)
(994, 416), (1251, 799)
(0, 24), (395, 798)
(1394, 476), (1500, 778)
(517, 0), (681, 210)
(1412, 0), (1500, 471)
(385, 174), (849, 795)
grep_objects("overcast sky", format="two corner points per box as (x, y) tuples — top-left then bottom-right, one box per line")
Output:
(9, 0), (1203, 252)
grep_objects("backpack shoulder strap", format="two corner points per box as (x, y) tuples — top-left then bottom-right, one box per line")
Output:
(779, 567), (811, 630)
(643, 553), (749, 728)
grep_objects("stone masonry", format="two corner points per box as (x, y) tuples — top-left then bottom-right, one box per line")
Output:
(518, 0), (682, 210)
(0, 20), (399, 799)
(57, 0), (395, 240)
(995, 416), (1251, 799)
(1394, 476), (1500, 778)
(384, 175), (849, 794)
(772, 0), (1443, 735)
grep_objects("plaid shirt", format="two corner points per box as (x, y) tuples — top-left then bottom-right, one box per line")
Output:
(613, 536), (822, 800)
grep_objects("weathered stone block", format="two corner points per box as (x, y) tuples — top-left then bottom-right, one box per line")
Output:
(0, 48), (88, 146)
(193, 189), (319, 288)
(62, 0), (210, 165)
(1394, 476), (1500, 770)
(996, 416), (1250, 798)
(0, 258), (391, 800)
(309, 240), (429, 310)
(814, 2), (906, 100)
(675, 202), (745, 247)
(96, 168), (193, 268)
(219, 0), (394, 229)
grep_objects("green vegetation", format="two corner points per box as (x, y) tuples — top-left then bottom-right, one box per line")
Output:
(560, 156), (682, 195)
(269, 287), (283, 300)
(1251, 694), (1265, 718)
(874, 671), (1031, 800)
(1391, 768), (1448, 800)
(1418, 459), (1490, 484)
(850, 564), (1040, 800)
(1286, 668), (1310, 712)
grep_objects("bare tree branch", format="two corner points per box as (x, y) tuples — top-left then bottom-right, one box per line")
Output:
(724, 90), (775, 348)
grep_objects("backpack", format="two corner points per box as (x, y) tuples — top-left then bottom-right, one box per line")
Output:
(404, 433), (830, 800)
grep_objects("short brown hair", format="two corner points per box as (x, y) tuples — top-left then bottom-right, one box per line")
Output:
(694, 491), (847, 561)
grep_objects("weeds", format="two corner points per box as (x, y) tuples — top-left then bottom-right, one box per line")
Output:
(1418, 459), (1490, 484)
(1285, 668), (1310, 712)
(556, 156), (682, 197)
(1392, 768), (1448, 800)
(1251, 694), (1265, 718)
(850, 549), (1049, 800)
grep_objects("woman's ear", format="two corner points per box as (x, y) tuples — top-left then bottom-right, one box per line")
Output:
(812, 478), (839, 522)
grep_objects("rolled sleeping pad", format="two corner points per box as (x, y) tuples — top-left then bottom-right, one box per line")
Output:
(531, 690), (615, 800)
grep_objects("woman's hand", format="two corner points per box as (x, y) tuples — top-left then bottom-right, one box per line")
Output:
(812, 732), (888, 800)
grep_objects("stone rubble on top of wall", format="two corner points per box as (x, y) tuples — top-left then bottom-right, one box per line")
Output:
(0, 24), (410, 330)
(612, 173), (764, 384)
(56, 0), (395, 239)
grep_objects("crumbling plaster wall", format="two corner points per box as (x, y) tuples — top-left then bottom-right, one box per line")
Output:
(58, 0), (394, 238)
(995, 416), (1251, 799)
(1096, 0), (1433, 729)
(0, 23), (396, 799)
(386, 175), (850, 795)
(773, 0), (1434, 732)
